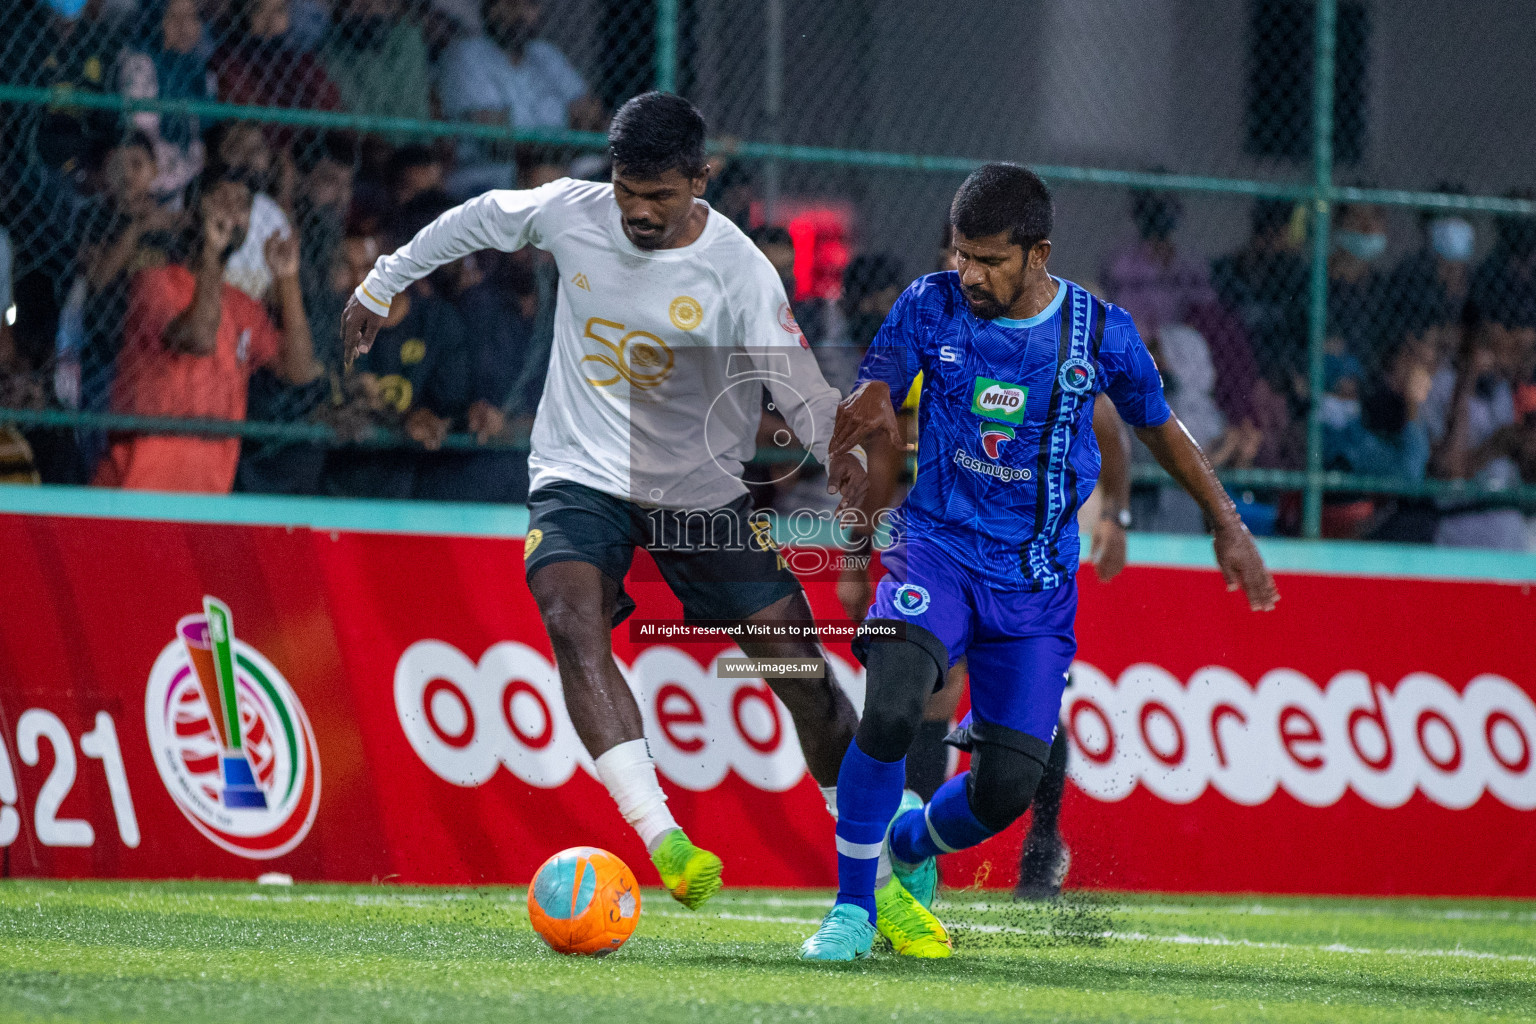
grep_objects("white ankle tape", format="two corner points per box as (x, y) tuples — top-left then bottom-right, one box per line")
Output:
(594, 738), (677, 849)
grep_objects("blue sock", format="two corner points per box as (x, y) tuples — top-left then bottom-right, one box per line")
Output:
(890, 772), (996, 864)
(833, 739), (905, 924)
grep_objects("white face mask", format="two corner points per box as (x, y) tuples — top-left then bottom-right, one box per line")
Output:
(1430, 217), (1475, 263)
(1335, 230), (1388, 263)
(1320, 393), (1361, 429)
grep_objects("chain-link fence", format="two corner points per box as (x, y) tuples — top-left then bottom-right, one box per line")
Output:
(1, 0), (1534, 545)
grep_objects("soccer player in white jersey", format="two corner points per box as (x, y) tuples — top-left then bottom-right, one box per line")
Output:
(341, 93), (866, 909)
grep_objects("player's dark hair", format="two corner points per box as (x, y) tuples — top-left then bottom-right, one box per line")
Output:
(950, 163), (1053, 251)
(608, 91), (707, 180)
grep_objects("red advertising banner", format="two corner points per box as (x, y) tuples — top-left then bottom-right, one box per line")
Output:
(1, 509), (1533, 896)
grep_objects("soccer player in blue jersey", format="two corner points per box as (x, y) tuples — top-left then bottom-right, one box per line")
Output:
(800, 164), (1279, 961)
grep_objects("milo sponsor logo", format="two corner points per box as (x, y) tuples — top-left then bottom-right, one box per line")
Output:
(971, 377), (1028, 424)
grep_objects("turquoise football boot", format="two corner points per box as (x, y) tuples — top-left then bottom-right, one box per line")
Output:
(799, 903), (875, 961)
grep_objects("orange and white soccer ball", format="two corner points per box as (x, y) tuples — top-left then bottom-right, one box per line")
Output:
(527, 846), (642, 956)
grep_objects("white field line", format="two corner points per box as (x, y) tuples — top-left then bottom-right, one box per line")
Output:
(69, 889), (1536, 925)
(729, 894), (1536, 924)
(646, 909), (1536, 966)
(71, 889), (1536, 925)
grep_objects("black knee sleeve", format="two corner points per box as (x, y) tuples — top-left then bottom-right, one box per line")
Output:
(853, 622), (946, 762)
(966, 741), (1048, 833)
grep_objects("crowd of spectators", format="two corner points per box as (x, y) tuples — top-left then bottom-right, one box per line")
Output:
(1098, 184), (1536, 550)
(0, 0), (1532, 548)
(0, 0), (583, 501)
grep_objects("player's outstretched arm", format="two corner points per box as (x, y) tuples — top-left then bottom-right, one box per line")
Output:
(1134, 416), (1279, 611)
(344, 186), (557, 364)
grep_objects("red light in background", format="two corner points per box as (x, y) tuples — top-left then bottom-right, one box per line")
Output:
(784, 206), (852, 302)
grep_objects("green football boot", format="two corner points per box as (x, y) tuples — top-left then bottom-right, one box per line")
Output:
(874, 874), (951, 958)
(650, 829), (723, 910)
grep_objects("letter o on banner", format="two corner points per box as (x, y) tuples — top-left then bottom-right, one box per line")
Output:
(424, 678), (475, 749)
(1415, 709), (1462, 773)
(1139, 702), (1186, 767)
(1069, 698), (1115, 765)
(1486, 711), (1530, 774)
(502, 679), (553, 750)
(733, 683), (782, 755)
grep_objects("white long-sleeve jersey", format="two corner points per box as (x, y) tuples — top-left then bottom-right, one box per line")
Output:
(356, 178), (845, 509)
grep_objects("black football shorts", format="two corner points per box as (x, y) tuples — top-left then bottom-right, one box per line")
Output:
(523, 479), (801, 626)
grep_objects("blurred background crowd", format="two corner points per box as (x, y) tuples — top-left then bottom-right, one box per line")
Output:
(0, 0), (1534, 550)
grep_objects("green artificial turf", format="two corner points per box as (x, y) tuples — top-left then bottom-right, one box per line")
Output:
(1, 880), (1532, 1023)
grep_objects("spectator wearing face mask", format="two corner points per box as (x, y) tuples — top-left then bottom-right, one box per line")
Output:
(322, 0), (431, 125)
(1327, 202), (1394, 372)
(1388, 189), (1476, 358)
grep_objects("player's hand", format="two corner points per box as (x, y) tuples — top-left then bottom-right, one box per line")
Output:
(1090, 516), (1127, 582)
(1213, 518), (1279, 611)
(405, 407), (450, 451)
(826, 450), (868, 516)
(830, 381), (904, 457)
(341, 293), (386, 370)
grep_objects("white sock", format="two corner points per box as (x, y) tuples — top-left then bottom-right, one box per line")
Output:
(820, 785), (838, 820)
(594, 738), (678, 853)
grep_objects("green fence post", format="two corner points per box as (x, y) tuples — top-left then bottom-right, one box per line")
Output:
(654, 0), (678, 93)
(1302, 0), (1338, 539)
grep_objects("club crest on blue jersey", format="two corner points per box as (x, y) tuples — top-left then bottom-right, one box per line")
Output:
(893, 584), (930, 616)
(1059, 357), (1096, 395)
(979, 423), (1015, 459)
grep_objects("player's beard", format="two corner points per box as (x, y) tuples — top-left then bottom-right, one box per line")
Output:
(963, 288), (1007, 320)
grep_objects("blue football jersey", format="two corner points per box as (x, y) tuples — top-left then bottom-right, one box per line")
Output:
(856, 272), (1171, 591)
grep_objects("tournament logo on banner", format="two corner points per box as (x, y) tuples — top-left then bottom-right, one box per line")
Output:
(143, 596), (321, 859)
